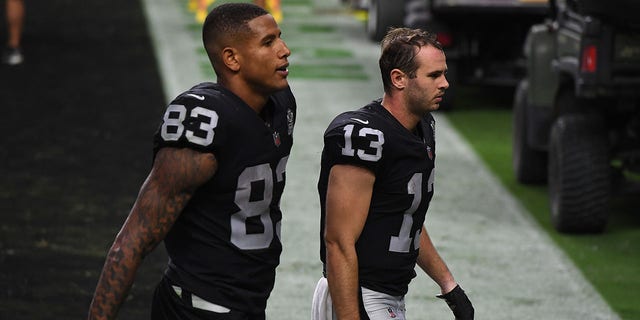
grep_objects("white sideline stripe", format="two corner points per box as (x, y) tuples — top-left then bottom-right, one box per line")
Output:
(141, 0), (210, 103)
(140, 0), (621, 319)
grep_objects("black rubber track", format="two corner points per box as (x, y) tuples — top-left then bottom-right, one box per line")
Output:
(1, 1), (167, 318)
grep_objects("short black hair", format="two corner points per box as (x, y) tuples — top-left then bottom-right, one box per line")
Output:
(202, 3), (269, 73)
(379, 28), (442, 94)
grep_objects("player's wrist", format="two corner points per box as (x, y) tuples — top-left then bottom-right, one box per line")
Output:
(439, 281), (458, 295)
(436, 284), (474, 320)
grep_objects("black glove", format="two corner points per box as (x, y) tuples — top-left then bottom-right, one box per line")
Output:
(437, 285), (474, 320)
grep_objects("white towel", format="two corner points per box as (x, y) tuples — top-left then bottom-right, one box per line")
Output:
(311, 277), (334, 320)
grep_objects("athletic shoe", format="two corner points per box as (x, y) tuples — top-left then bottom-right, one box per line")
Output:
(2, 47), (24, 66)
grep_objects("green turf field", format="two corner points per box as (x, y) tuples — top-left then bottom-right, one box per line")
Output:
(445, 86), (640, 320)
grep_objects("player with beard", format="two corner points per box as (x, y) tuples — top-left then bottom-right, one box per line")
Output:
(88, 3), (295, 320)
(313, 28), (473, 320)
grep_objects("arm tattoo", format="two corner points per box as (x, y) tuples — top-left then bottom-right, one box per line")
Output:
(88, 148), (217, 320)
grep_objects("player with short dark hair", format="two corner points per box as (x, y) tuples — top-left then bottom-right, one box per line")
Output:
(312, 27), (473, 320)
(88, 3), (295, 320)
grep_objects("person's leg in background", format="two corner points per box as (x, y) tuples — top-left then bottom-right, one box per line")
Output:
(266, 0), (281, 23)
(188, 0), (215, 24)
(3, 0), (25, 65)
(254, 0), (281, 23)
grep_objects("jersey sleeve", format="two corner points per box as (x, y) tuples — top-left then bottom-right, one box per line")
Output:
(323, 117), (385, 174)
(153, 94), (224, 155)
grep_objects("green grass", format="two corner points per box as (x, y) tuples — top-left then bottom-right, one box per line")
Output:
(288, 47), (354, 59)
(445, 86), (640, 320)
(290, 63), (368, 80)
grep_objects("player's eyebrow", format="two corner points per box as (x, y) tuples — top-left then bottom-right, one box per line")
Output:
(428, 70), (445, 78)
(259, 30), (281, 45)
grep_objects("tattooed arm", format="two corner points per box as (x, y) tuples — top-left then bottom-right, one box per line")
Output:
(87, 147), (217, 320)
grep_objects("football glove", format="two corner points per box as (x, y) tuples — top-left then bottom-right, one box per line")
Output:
(437, 285), (474, 320)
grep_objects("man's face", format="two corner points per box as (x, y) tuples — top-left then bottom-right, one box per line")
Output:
(405, 45), (449, 114)
(237, 14), (291, 94)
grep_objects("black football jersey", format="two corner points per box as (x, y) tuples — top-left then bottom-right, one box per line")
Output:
(318, 99), (436, 296)
(153, 82), (296, 313)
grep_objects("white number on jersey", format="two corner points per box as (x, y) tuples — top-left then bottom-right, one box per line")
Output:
(160, 104), (218, 146)
(231, 156), (288, 250)
(341, 124), (384, 162)
(389, 169), (435, 253)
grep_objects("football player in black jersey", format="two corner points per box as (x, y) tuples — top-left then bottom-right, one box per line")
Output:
(88, 3), (295, 320)
(313, 28), (473, 320)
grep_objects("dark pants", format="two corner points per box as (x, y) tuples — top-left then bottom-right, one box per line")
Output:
(151, 277), (266, 320)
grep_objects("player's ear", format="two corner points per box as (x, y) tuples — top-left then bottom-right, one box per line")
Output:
(222, 47), (241, 72)
(390, 68), (406, 90)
